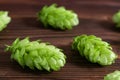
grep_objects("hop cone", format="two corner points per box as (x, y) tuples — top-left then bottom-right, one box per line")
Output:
(104, 70), (120, 80)
(112, 11), (120, 27)
(72, 35), (117, 66)
(6, 37), (66, 71)
(38, 4), (79, 30)
(0, 11), (11, 31)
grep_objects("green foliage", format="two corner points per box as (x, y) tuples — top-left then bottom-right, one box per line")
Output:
(113, 11), (120, 27)
(6, 37), (66, 71)
(104, 70), (120, 80)
(0, 11), (11, 31)
(72, 34), (117, 66)
(38, 4), (79, 30)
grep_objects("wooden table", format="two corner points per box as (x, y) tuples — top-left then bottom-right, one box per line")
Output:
(0, 0), (120, 80)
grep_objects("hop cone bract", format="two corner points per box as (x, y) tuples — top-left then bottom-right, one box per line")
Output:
(72, 35), (117, 66)
(104, 70), (120, 80)
(0, 11), (11, 31)
(38, 4), (79, 30)
(6, 37), (66, 71)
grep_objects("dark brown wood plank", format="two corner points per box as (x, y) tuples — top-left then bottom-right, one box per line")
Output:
(0, 0), (120, 80)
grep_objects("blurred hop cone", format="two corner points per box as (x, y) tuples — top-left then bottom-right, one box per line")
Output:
(112, 11), (120, 28)
(0, 11), (11, 31)
(104, 70), (120, 80)
(38, 4), (79, 30)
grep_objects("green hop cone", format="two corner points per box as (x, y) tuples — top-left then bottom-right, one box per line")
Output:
(38, 4), (79, 30)
(112, 11), (120, 28)
(72, 34), (117, 66)
(0, 11), (11, 31)
(104, 70), (120, 80)
(6, 37), (66, 71)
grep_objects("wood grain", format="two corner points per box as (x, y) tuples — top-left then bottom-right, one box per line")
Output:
(0, 0), (120, 80)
